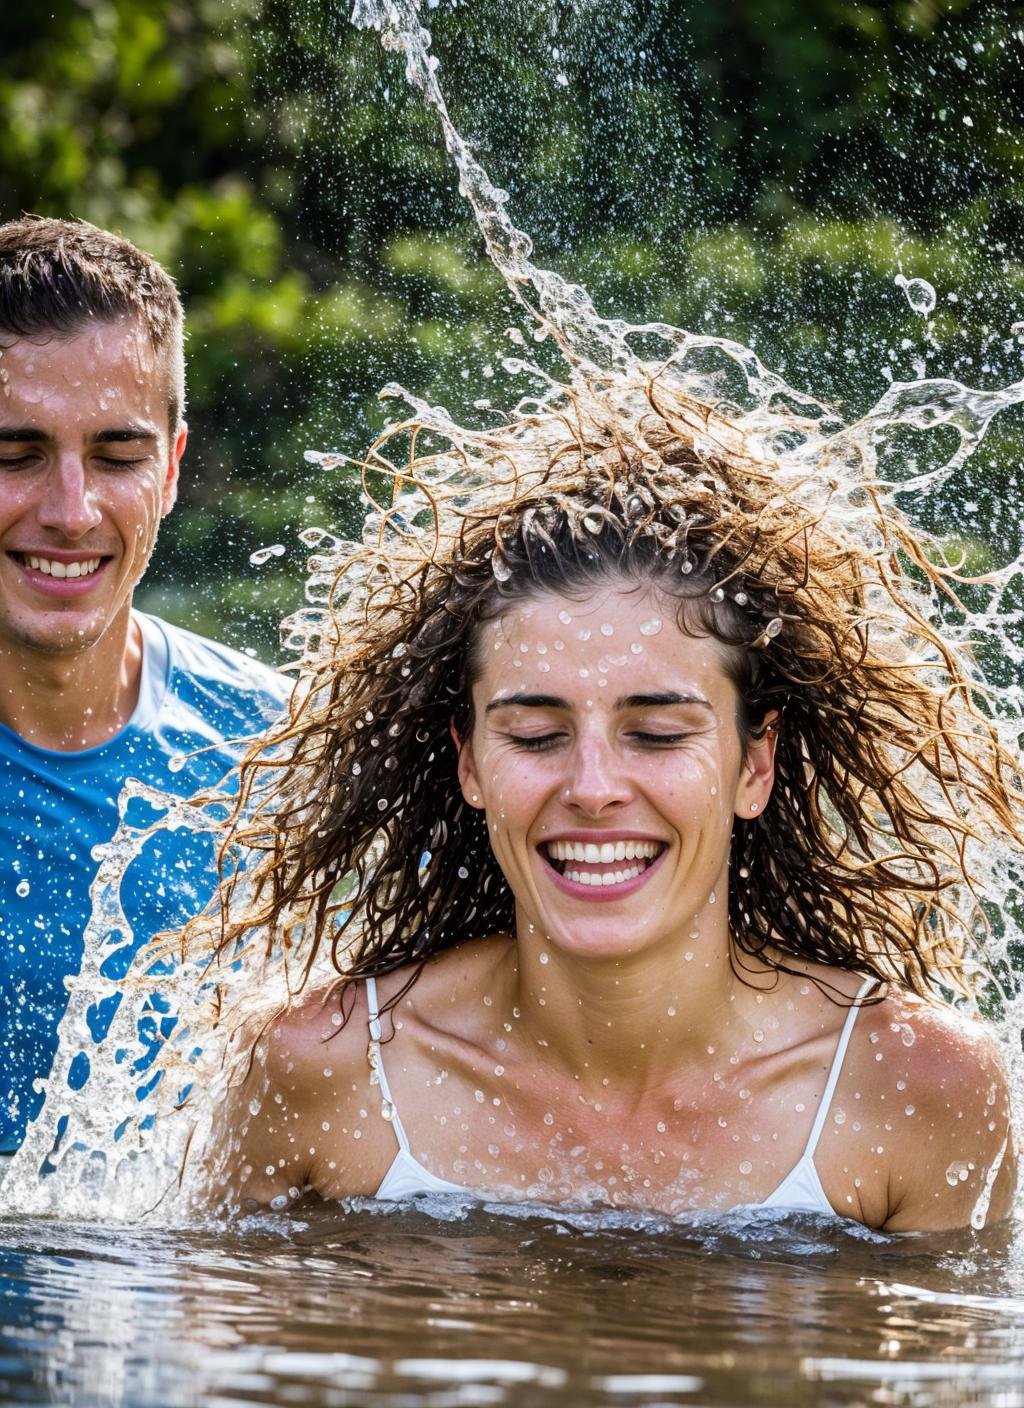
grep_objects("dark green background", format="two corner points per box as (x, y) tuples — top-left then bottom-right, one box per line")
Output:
(2, 0), (1022, 662)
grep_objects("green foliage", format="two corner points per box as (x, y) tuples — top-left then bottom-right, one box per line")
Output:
(1, 0), (1022, 658)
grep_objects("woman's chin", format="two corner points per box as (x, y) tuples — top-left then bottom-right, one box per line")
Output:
(520, 916), (667, 964)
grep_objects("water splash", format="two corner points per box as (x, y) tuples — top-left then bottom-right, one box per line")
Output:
(3, 0), (1024, 1224)
(895, 274), (938, 317)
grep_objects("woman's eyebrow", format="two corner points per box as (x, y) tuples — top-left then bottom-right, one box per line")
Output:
(486, 692), (566, 713)
(485, 690), (714, 714)
(615, 691), (714, 710)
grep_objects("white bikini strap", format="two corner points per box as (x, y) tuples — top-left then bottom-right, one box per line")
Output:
(801, 975), (880, 1160)
(364, 976), (412, 1154)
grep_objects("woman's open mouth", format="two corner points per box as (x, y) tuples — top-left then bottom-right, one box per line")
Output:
(541, 838), (666, 889)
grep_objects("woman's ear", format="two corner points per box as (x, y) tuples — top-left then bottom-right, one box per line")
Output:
(734, 709), (778, 820)
(451, 720), (484, 808)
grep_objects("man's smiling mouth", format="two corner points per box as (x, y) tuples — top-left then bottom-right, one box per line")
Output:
(541, 839), (665, 887)
(10, 552), (108, 580)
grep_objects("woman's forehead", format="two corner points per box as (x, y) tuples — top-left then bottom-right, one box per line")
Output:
(479, 586), (735, 696)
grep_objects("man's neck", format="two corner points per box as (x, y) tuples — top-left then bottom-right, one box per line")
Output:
(0, 612), (144, 751)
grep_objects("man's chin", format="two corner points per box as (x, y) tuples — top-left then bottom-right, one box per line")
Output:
(0, 610), (121, 658)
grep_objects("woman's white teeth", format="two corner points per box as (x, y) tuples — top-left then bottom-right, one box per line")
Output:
(26, 555), (102, 579)
(547, 839), (659, 863)
(564, 863), (645, 886)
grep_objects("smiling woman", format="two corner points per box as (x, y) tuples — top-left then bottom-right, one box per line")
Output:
(183, 363), (1022, 1233)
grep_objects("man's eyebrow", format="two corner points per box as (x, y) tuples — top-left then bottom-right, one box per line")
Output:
(0, 427), (52, 443)
(88, 426), (158, 445)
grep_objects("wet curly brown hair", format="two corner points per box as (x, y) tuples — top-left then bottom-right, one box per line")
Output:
(184, 364), (1024, 1019)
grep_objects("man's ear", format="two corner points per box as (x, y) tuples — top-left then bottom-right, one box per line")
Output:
(162, 423), (186, 516)
(451, 719), (484, 808)
(734, 709), (778, 819)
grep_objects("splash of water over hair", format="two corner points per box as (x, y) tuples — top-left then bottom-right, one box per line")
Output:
(163, 354), (1024, 1065)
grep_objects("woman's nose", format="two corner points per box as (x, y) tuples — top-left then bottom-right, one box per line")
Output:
(560, 738), (632, 816)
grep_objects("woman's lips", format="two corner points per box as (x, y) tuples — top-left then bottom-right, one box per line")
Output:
(540, 839), (667, 901)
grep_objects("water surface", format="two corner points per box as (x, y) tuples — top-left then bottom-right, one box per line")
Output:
(2, 1201), (1022, 1407)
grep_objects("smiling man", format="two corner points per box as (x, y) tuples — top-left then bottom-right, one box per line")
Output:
(0, 217), (289, 1155)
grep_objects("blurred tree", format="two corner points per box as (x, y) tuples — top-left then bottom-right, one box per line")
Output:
(0, 0), (1021, 656)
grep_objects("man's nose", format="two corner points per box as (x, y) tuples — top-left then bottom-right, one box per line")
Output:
(36, 457), (103, 538)
(561, 737), (632, 815)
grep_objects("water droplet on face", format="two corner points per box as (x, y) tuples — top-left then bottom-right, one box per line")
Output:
(538, 952), (549, 965)
(558, 610), (572, 624)
(752, 1029), (764, 1043)
(946, 1160), (971, 1186)
(543, 1112), (554, 1126)
(639, 618), (662, 636)
(833, 1109), (846, 1125)
(895, 274), (937, 316)
(600, 622), (614, 636)
(904, 1104), (915, 1116)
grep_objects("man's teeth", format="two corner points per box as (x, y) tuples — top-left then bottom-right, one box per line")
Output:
(563, 863), (647, 887)
(547, 839), (660, 864)
(25, 556), (102, 579)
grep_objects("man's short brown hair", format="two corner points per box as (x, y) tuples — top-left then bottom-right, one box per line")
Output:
(0, 216), (186, 432)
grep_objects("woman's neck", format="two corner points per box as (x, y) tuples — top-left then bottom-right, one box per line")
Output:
(506, 916), (776, 1099)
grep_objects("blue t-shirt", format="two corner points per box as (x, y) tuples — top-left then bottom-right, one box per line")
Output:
(0, 613), (289, 1152)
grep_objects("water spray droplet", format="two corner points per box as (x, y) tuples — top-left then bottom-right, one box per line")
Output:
(895, 275), (937, 316)
(249, 544), (286, 566)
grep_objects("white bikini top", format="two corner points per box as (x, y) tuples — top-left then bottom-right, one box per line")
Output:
(366, 973), (879, 1215)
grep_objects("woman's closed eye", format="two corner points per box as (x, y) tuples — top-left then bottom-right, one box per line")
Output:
(504, 729), (694, 752)
(626, 730), (693, 747)
(505, 731), (567, 752)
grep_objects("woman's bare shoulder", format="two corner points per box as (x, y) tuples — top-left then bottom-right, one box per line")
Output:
(371, 935), (515, 1025)
(852, 988), (1016, 1231)
(259, 980), (372, 1078)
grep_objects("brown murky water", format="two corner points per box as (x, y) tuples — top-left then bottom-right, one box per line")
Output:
(2, 1199), (1023, 1407)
